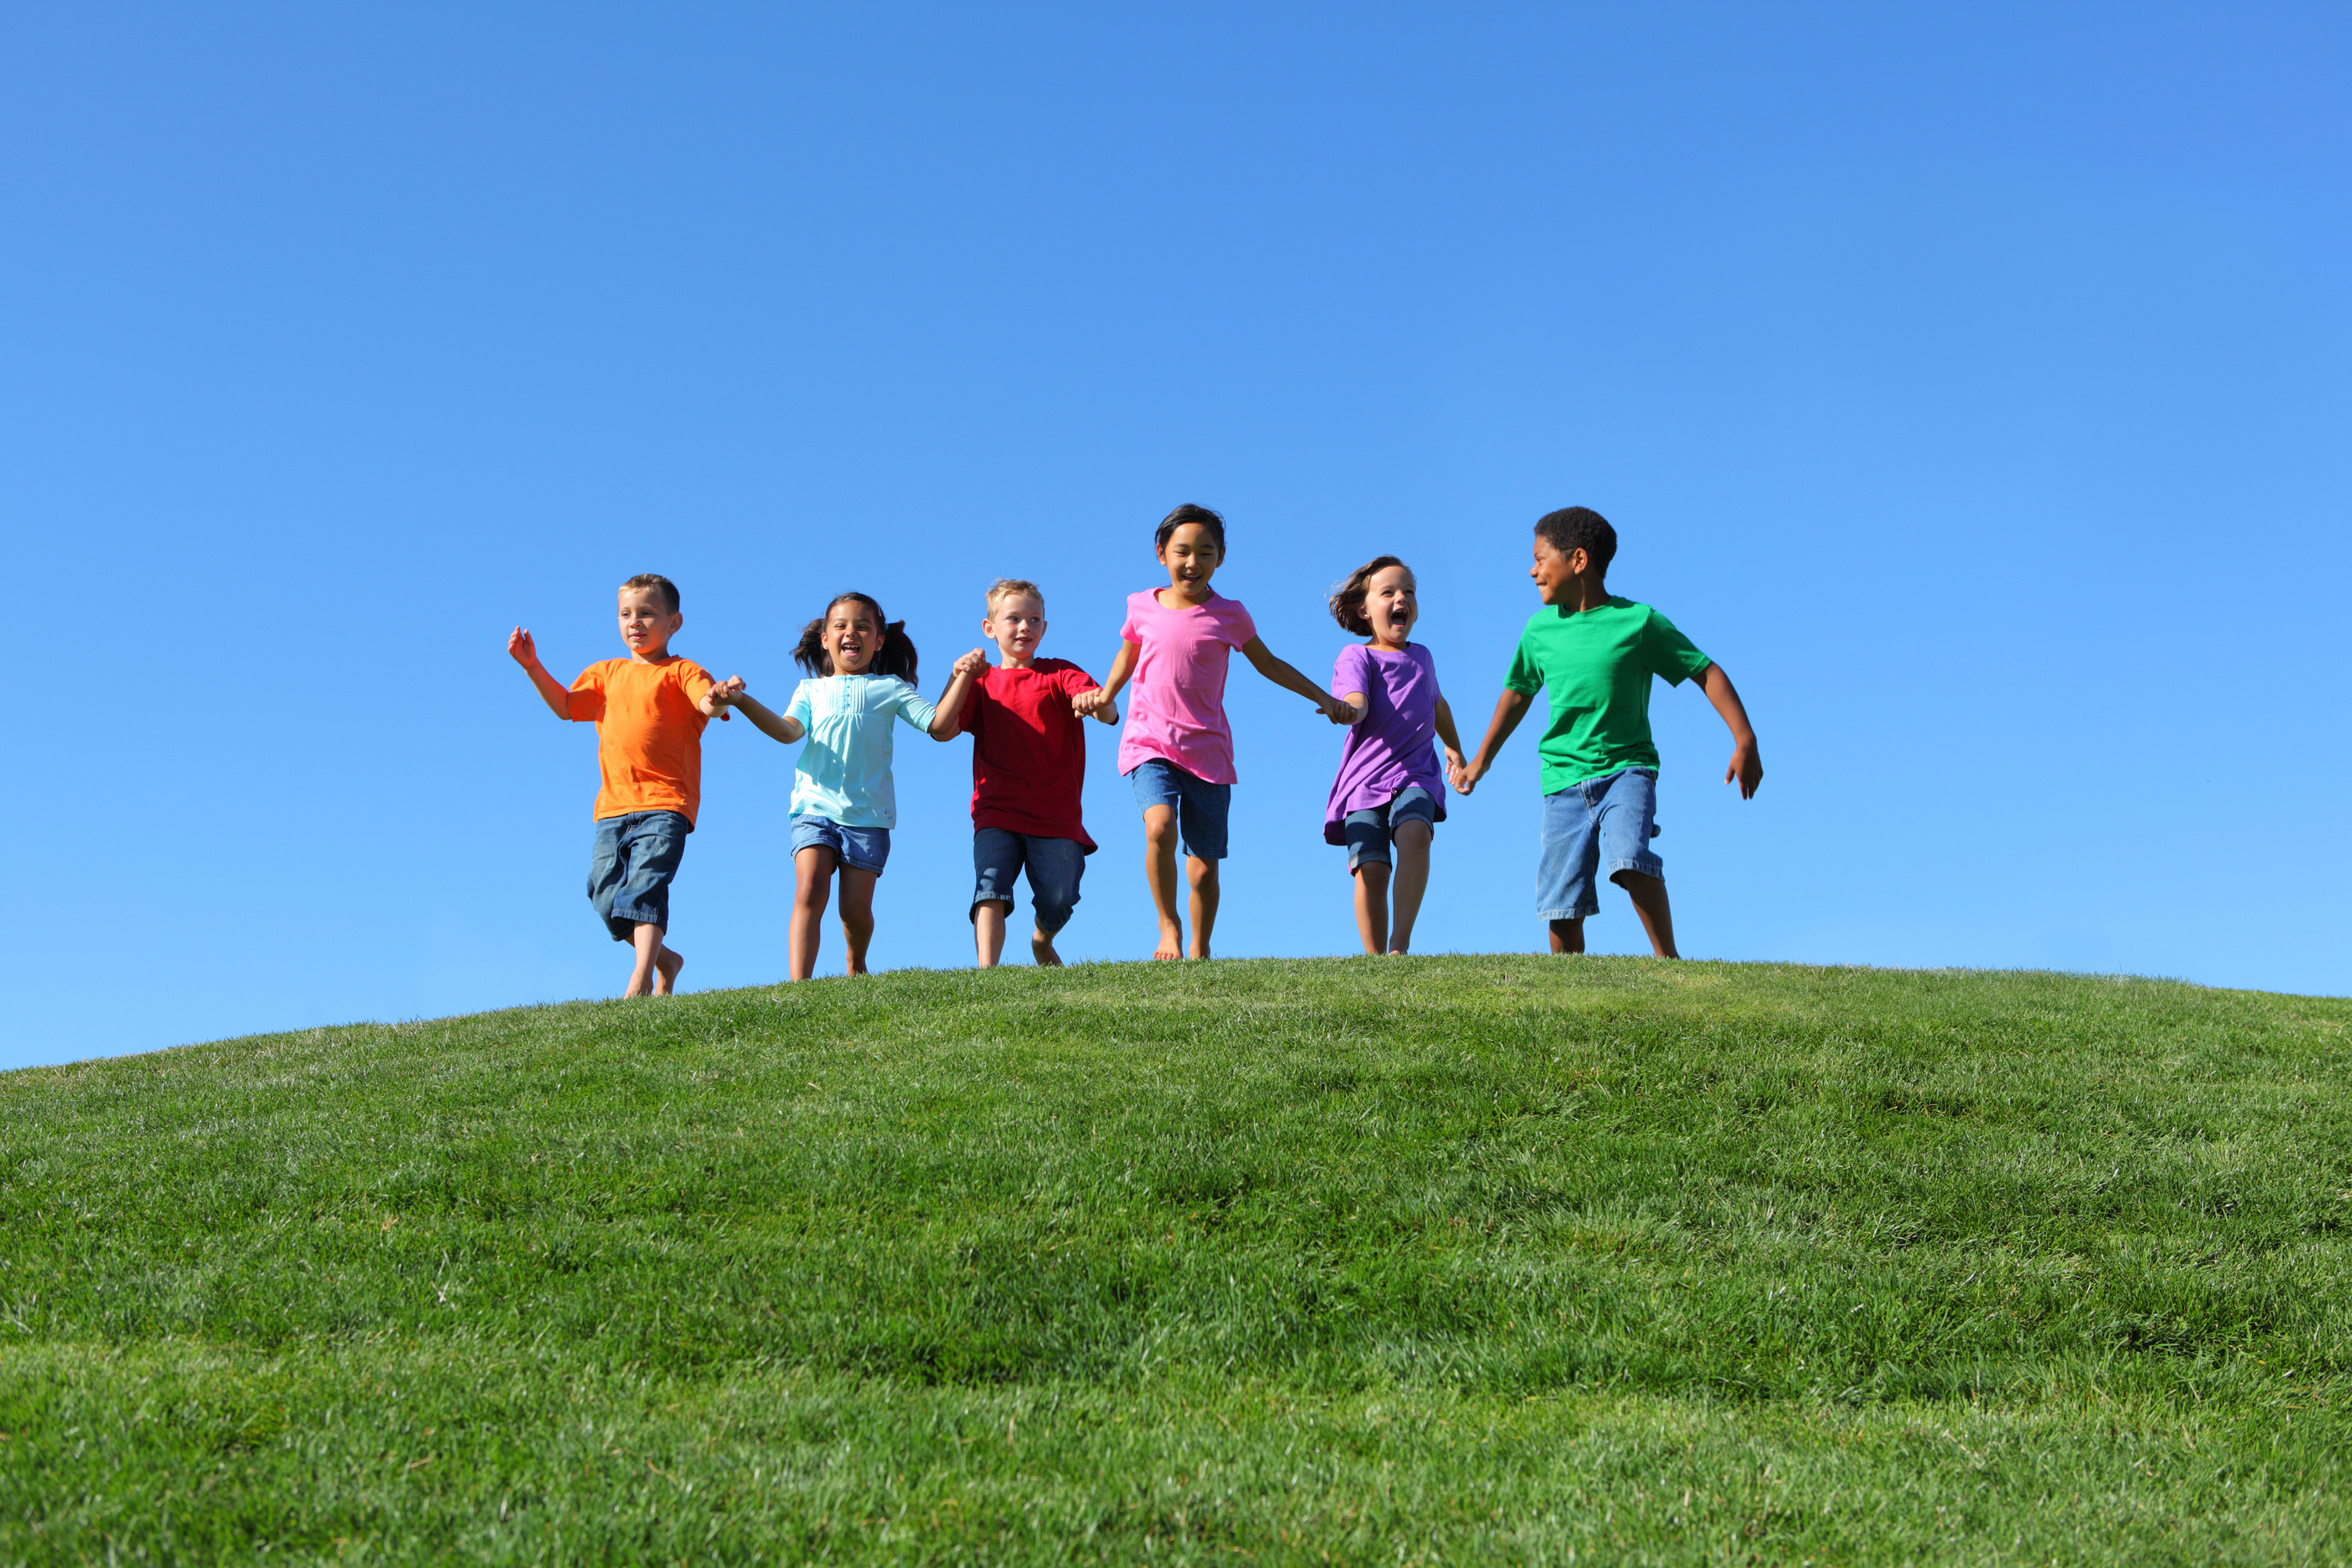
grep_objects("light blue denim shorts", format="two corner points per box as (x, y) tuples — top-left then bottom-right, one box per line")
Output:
(791, 815), (890, 875)
(972, 829), (1088, 935)
(1537, 768), (1662, 920)
(1126, 758), (1231, 861)
(587, 810), (690, 941)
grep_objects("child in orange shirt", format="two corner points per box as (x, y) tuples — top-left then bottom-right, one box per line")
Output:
(507, 573), (736, 998)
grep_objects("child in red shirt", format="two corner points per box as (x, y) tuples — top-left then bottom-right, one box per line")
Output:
(951, 579), (1116, 966)
(507, 574), (736, 998)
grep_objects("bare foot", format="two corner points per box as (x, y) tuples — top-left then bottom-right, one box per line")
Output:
(654, 947), (685, 995)
(1187, 938), (1212, 961)
(846, 956), (869, 976)
(1032, 930), (1063, 967)
(1152, 923), (1184, 961)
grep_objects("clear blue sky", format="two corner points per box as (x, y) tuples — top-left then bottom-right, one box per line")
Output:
(5, 4), (2346, 1069)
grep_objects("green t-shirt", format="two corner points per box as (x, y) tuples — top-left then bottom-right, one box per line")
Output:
(1504, 597), (1712, 792)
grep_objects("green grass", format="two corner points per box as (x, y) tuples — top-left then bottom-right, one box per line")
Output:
(3, 957), (2348, 1565)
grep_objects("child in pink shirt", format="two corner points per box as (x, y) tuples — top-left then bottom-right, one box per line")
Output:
(1078, 504), (1355, 961)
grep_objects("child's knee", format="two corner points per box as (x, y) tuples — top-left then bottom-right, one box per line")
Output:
(1393, 819), (1433, 850)
(1143, 814), (1181, 849)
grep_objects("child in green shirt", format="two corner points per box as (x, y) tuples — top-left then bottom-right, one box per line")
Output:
(1455, 506), (1763, 957)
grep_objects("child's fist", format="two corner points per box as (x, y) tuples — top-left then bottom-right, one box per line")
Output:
(1320, 697), (1358, 726)
(953, 648), (989, 678)
(507, 627), (539, 667)
(1071, 687), (1105, 716)
(711, 675), (748, 704)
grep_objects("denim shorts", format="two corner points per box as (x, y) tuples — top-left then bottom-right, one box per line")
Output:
(588, 810), (690, 941)
(1126, 758), (1231, 861)
(1537, 767), (1663, 920)
(791, 815), (890, 874)
(1341, 784), (1439, 873)
(971, 828), (1088, 935)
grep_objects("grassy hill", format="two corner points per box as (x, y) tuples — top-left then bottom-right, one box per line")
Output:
(3, 957), (2347, 1565)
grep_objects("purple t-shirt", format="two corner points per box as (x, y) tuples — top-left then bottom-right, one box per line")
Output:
(1323, 642), (1448, 843)
(1116, 588), (1258, 784)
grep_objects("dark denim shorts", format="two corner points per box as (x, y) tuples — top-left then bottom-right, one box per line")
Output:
(1537, 767), (1662, 920)
(792, 815), (890, 875)
(1341, 784), (1439, 873)
(971, 829), (1088, 935)
(588, 810), (690, 941)
(1126, 758), (1231, 861)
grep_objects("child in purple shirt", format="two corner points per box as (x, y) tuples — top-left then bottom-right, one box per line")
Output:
(1323, 556), (1467, 956)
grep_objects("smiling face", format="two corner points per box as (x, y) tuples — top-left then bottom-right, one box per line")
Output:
(822, 598), (883, 674)
(1158, 522), (1223, 602)
(1530, 536), (1589, 606)
(983, 592), (1046, 665)
(1362, 564), (1418, 648)
(617, 585), (682, 659)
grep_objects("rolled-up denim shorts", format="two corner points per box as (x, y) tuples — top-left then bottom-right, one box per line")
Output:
(588, 809), (691, 941)
(971, 828), (1089, 935)
(1537, 767), (1662, 920)
(1341, 784), (1440, 873)
(1126, 758), (1231, 861)
(791, 815), (890, 874)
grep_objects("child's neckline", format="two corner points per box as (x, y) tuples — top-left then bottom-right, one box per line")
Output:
(1153, 586), (1219, 612)
(1362, 640), (1415, 654)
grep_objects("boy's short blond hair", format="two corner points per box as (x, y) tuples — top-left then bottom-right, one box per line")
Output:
(984, 578), (1044, 613)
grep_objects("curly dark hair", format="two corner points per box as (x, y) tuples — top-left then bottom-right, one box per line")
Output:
(792, 591), (919, 684)
(1154, 502), (1227, 555)
(1534, 506), (1616, 576)
(1328, 555), (1409, 636)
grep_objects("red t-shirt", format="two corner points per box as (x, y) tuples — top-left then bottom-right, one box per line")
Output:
(956, 658), (1100, 848)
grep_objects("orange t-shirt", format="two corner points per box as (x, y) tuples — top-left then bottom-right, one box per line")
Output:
(569, 657), (721, 826)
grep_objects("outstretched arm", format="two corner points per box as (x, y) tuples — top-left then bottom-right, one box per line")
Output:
(1698, 663), (1762, 798)
(507, 627), (574, 720)
(1074, 641), (1138, 718)
(927, 650), (988, 739)
(1240, 637), (1355, 723)
(1455, 689), (1536, 794)
(729, 691), (804, 746)
(1433, 694), (1467, 780)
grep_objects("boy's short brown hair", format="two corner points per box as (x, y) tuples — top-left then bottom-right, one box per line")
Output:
(622, 573), (680, 614)
(984, 578), (1044, 612)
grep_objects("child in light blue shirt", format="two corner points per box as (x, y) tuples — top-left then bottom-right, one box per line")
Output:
(722, 591), (983, 979)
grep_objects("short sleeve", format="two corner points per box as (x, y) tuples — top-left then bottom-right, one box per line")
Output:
(785, 681), (814, 729)
(1118, 593), (1145, 645)
(1331, 643), (1371, 697)
(1221, 600), (1258, 648)
(1055, 663), (1100, 696)
(890, 679), (940, 732)
(566, 665), (606, 722)
(1641, 610), (1712, 686)
(1503, 626), (1545, 695)
(675, 660), (717, 705)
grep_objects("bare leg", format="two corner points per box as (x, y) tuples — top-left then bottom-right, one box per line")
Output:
(1352, 862), (1390, 955)
(1612, 870), (1679, 958)
(837, 867), (879, 974)
(625, 922), (664, 997)
(1389, 818), (1433, 954)
(1547, 915), (1585, 954)
(653, 944), (685, 995)
(974, 900), (1011, 968)
(1031, 927), (1063, 966)
(1187, 857), (1221, 959)
(1142, 806), (1184, 960)
(790, 846), (835, 981)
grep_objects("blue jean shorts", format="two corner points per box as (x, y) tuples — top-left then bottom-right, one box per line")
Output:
(1537, 768), (1662, 920)
(1341, 784), (1439, 872)
(588, 810), (690, 941)
(972, 828), (1088, 935)
(1126, 758), (1231, 861)
(792, 815), (890, 875)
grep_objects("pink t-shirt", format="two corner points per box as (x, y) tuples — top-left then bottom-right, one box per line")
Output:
(1115, 588), (1259, 784)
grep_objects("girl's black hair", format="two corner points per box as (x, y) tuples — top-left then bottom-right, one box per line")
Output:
(1154, 502), (1227, 554)
(793, 591), (919, 684)
(1329, 555), (1409, 636)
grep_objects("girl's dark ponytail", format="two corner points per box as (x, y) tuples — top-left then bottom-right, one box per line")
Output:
(794, 592), (918, 684)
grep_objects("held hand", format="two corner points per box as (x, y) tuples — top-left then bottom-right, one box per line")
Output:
(1725, 737), (1763, 800)
(1319, 696), (1358, 726)
(1441, 747), (1467, 791)
(953, 648), (989, 679)
(507, 627), (539, 668)
(712, 674), (748, 705)
(1071, 686), (1107, 717)
(1453, 756), (1488, 796)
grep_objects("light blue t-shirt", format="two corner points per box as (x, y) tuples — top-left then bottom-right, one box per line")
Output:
(785, 674), (940, 829)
